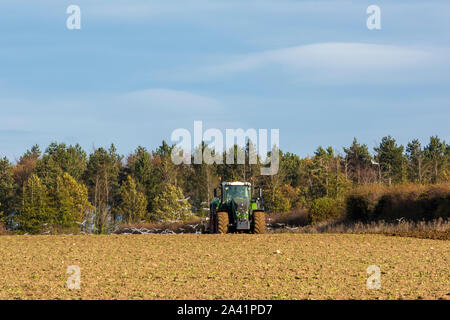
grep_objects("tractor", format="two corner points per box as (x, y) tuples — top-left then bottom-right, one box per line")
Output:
(207, 181), (265, 234)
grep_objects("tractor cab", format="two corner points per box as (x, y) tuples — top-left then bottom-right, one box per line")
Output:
(224, 183), (250, 203)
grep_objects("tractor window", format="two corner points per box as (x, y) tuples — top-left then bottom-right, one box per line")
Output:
(225, 186), (249, 202)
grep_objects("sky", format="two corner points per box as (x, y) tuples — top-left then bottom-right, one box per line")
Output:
(0, 0), (449, 161)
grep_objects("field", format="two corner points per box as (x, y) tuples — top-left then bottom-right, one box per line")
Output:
(0, 234), (448, 300)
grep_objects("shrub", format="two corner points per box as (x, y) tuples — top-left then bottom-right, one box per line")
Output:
(269, 208), (310, 227)
(418, 184), (450, 220)
(0, 222), (9, 235)
(345, 183), (450, 222)
(345, 184), (385, 221)
(345, 195), (371, 221)
(310, 197), (342, 224)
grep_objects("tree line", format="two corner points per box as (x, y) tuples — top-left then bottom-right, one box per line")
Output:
(0, 135), (448, 233)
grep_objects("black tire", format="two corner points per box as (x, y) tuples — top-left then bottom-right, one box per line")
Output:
(217, 212), (229, 234)
(253, 211), (265, 234)
(209, 214), (216, 234)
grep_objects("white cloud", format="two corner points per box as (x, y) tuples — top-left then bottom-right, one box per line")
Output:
(198, 42), (449, 84)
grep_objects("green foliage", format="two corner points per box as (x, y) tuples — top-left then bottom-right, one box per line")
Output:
(152, 184), (191, 221)
(126, 146), (163, 213)
(343, 138), (372, 184)
(374, 136), (405, 185)
(17, 174), (54, 233)
(328, 173), (352, 199)
(424, 136), (446, 183)
(310, 197), (341, 224)
(54, 172), (93, 229)
(264, 185), (291, 213)
(280, 152), (302, 187)
(127, 146), (152, 188)
(20, 145), (41, 161)
(118, 176), (148, 224)
(36, 155), (63, 189)
(43, 142), (87, 181)
(85, 145), (122, 233)
(406, 139), (425, 184)
(0, 157), (15, 225)
(152, 140), (178, 186)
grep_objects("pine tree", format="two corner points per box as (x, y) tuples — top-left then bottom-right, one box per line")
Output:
(35, 155), (63, 189)
(343, 138), (373, 184)
(17, 174), (54, 233)
(153, 140), (178, 185)
(85, 145), (122, 233)
(406, 139), (424, 184)
(280, 152), (302, 188)
(152, 184), (191, 221)
(118, 176), (148, 224)
(424, 136), (446, 183)
(0, 157), (15, 226)
(127, 145), (165, 213)
(43, 142), (87, 181)
(374, 136), (405, 185)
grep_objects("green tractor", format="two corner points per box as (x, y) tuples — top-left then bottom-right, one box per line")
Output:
(208, 181), (265, 234)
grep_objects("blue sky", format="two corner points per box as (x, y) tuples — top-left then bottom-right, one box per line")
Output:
(0, 0), (449, 160)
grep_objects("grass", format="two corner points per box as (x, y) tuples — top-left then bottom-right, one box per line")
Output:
(0, 234), (448, 300)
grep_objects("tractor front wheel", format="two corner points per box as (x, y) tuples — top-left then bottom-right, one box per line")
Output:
(253, 211), (265, 234)
(216, 212), (229, 234)
(209, 214), (216, 234)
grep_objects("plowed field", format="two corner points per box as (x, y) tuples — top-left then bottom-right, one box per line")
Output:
(0, 234), (448, 299)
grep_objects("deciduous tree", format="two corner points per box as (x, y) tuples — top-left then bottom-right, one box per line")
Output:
(54, 172), (93, 229)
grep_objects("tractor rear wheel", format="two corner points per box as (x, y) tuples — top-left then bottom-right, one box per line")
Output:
(216, 212), (229, 234)
(253, 211), (265, 234)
